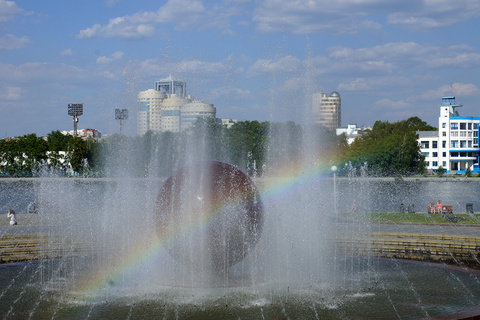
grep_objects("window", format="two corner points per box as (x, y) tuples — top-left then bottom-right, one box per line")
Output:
(469, 141), (473, 147)
(451, 152), (458, 157)
(451, 140), (458, 148)
(443, 152), (446, 157)
(468, 123), (472, 130)
(432, 152), (437, 157)
(443, 161), (446, 167)
(421, 141), (429, 149)
(442, 132), (446, 137)
(460, 123), (466, 130)
(475, 123), (479, 130)
(442, 123), (446, 128)
(451, 123), (458, 130)
(460, 131), (466, 137)
(422, 152), (429, 157)
(451, 131), (458, 137)
(433, 161), (438, 167)
(442, 141), (446, 148)
(432, 141), (437, 148)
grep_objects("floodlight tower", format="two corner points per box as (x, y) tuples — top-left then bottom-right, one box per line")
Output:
(115, 109), (129, 135)
(68, 103), (83, 137)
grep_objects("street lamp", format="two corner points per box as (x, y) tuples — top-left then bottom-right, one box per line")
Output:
(68, 103), (83, 137)
(331, 165), (338, 214)
(115, 109), (129, 135)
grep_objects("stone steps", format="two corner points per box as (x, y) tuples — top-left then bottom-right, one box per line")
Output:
(336, 232), (480, 267)
(0, 234), (93, 263)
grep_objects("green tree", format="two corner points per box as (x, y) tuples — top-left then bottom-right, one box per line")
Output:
(47, 130), (72, 151)
(69, 137), (88, 174)
(342, 117), (429, 176)
(226, 120), (269, 173)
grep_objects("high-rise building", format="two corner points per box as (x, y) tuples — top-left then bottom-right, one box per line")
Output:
(137, 89), (166, 135)
(137, 76), (216, 135)
(312, 91), (341, 130)
(418, 96), (480, 174)
(181, 100), (216, 131)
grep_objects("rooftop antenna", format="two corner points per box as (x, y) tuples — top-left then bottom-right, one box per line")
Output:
(68, 103), (83, 137)
(115, 109), (129, 135)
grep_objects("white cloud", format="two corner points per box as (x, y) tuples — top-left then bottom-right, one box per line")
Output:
(211, 86), (250, 100)
(0, 61), (89, 83)
(60, 49), (73, 56)
(253, 0), (385, 34)
(136, 58), (227, 79)
(338, 78), (371, 91)
(371, 98), (416, 119)
(420, 83), (480, 101)
(96, 51), (124, 64)
(0, 34), (31, 50)
(78, 21), (155, 40)
(253, 0), (480, 34)
(105, 0), (119, 7)
(387, 0), (480, 30)
(323, 42), (480, 77)
(248, 55), (301, 76)
(0, 86), (21, 100)
(77, 0), (238, 40)
(176, 59), (225, 74)
(0, 0), (31, 23)
(374, 98), (411, 110)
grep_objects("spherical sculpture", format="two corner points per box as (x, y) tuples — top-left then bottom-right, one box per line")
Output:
(156, 161), (264, 271)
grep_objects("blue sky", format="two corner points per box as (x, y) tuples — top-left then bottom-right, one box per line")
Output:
(1, 0), (480, 137)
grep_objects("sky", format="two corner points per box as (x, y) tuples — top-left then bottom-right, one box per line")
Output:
(1, 0), (480, 137)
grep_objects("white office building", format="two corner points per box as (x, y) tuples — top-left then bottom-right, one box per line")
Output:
(137, 76), (216, 135)
(181, 100), (216, 131)
(336, 123), (367, 144)
(418, 97), (480, 174)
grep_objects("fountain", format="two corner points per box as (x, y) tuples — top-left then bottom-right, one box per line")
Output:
(1, 106), (480, 319)
(156, 161), (263, 275)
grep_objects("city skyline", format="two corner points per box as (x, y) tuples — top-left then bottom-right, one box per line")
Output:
(1, 0), (480, 137)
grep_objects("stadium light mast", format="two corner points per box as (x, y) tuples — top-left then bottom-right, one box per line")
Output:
(68, 103), (83, 137)
(115, 109), (129, 135)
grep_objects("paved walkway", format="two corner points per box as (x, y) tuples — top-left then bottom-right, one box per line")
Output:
(369, 222), (480, 237)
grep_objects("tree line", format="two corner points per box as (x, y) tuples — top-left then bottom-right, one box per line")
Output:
(0, 116), (436, 177)
(0, 131), (96, 176)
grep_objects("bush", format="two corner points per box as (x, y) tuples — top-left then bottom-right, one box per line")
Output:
(437, 166), (445, 177)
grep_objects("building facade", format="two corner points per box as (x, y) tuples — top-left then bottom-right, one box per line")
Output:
(312, 91), (341, 130)
(418, 97), (480, 174)
(336, 124), (368, 145)
(137, 76), (216, 135)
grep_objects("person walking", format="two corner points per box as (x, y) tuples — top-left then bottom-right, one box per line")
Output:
(7, 209), (17, 226)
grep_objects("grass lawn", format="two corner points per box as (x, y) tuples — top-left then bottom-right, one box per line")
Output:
(342, 212), (480, 225)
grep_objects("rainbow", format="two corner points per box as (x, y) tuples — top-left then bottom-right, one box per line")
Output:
(72, 159), (334, 299)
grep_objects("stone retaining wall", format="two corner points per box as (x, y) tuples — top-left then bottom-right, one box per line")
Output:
(337, 232), (480, 268)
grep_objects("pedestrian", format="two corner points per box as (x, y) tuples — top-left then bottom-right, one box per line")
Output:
(436, 200), (442, 214)
(430, 200), (436, 213)
(7, 209), (17, 226)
